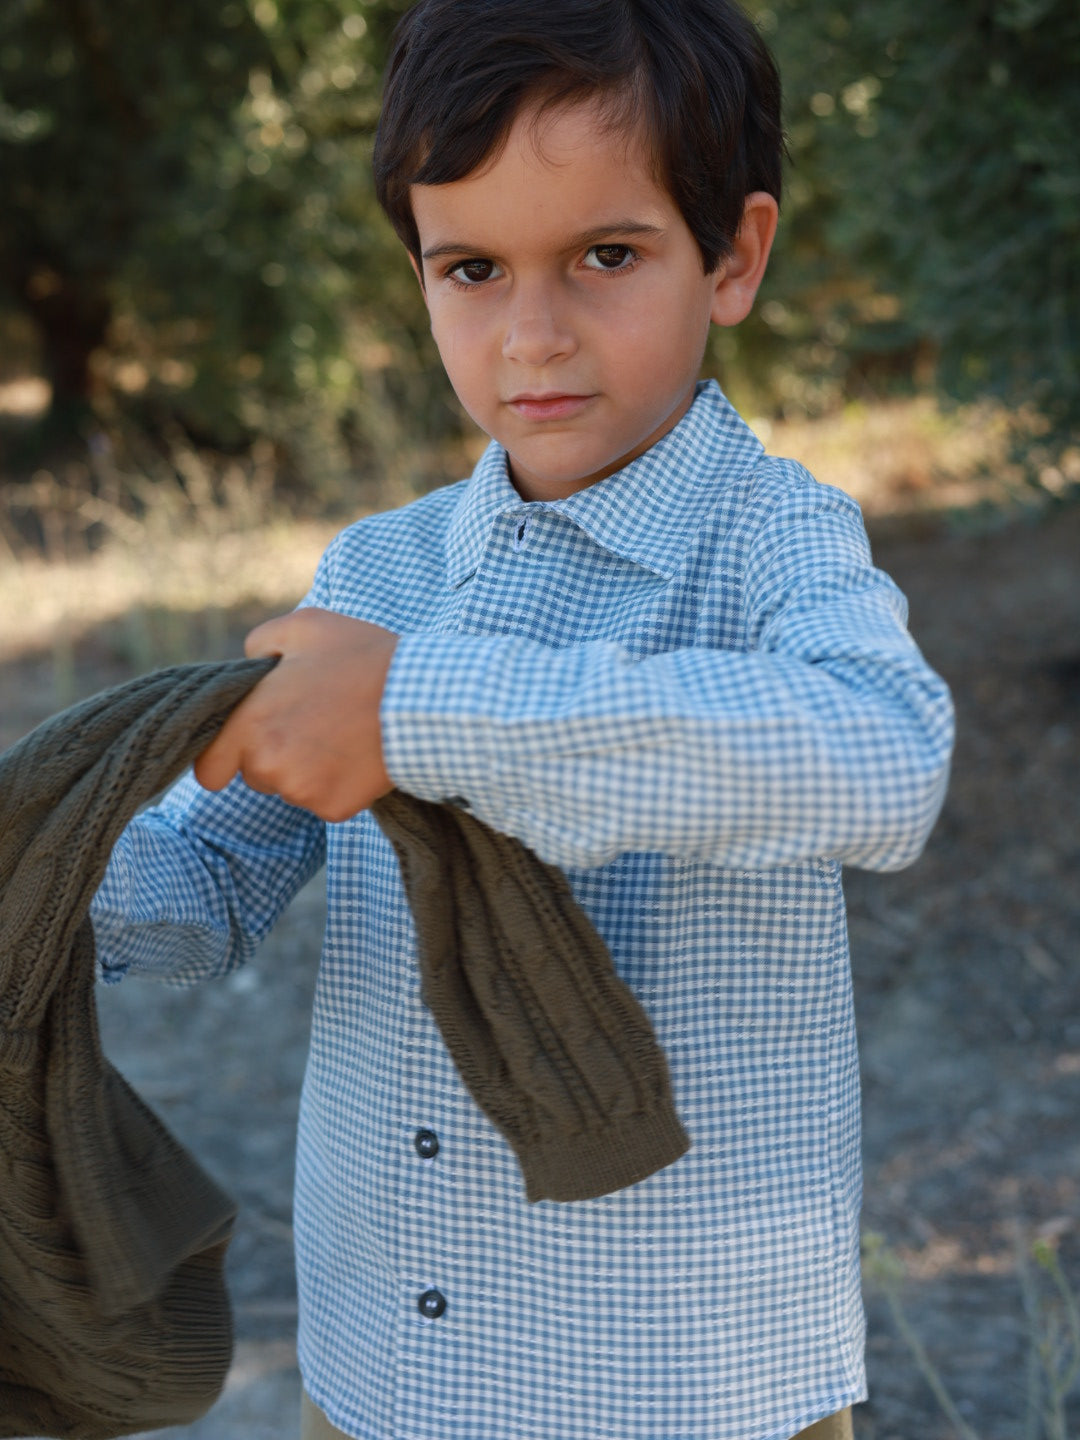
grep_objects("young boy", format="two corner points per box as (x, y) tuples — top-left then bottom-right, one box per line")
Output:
(91, 1), (954, 1437)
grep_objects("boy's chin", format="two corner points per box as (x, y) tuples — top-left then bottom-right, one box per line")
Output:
(497, 392), (700, 499)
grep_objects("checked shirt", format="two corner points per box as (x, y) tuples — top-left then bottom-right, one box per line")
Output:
(92, 381), (954, 1440)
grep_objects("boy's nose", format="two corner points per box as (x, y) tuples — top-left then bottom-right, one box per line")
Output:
(501, 287), (577, 367)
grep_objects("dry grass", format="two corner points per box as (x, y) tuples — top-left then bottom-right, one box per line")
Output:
(2, 393), (1075, 666)
(1, 428), (340, 669)
(754, 395), (1078, 521)
(2, 516), (337, 664)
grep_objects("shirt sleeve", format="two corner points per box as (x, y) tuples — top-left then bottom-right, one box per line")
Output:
(90, 776), (326, 985)
(380, 482), (954, 873)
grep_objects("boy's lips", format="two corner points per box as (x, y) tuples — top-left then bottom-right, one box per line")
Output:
(506, 392), (594, 421)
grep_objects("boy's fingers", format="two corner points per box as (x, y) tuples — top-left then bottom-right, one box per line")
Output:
(195, 612), (319, 794)
(192, 608), (398, 812)
(193, 713), (246, 792)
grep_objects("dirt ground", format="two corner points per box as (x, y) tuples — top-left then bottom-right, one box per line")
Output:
(850, 504), (1080, 1438)
(3, 500), (1079, 1439)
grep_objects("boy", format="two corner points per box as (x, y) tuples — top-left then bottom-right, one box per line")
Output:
(92, 1), (954, 1437)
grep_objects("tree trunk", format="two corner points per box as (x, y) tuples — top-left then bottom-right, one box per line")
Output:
(22, 271), (112, 416)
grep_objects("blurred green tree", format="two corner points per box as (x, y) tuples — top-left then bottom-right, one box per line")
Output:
(2, 0), (1076, 490)
(727, 0), (1080, 428)
(0, 0), (463, 487)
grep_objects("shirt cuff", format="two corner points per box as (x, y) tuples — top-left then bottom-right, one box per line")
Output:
(380, 630), (507, 806)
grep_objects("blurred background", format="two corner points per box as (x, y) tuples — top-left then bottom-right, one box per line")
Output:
(1, 2), (1078, 1437)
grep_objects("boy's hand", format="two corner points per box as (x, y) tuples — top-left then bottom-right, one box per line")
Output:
(194, 608), (399, 822)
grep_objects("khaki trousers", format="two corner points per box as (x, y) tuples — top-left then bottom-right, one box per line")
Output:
(301, 1391), (853, 1439)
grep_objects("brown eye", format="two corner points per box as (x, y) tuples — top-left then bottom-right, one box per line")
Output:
(450, 259), (497, 284)
(584, 244), (635, 271)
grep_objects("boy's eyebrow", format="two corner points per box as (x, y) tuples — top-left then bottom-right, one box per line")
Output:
(420, 221), (666, 262)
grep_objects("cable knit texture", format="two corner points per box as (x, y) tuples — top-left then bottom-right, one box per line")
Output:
(370, 790), (689, 1202)
(0, 658), (274, 1439)
(0, 657), (688, 1435)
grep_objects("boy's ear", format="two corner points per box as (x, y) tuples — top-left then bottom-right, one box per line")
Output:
(709, 192), (779, 328)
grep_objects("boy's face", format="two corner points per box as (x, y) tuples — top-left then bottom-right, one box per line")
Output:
(410, 99), (776, 501)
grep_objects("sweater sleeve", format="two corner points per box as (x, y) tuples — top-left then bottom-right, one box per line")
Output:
(381, 482), (954, 872)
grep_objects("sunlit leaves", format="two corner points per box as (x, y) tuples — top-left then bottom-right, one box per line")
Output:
(730, 0), (1080, 424)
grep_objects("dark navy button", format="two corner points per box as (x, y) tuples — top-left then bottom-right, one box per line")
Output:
(414, 1129), (439, 1160)
(418, 1288), (447, 1319)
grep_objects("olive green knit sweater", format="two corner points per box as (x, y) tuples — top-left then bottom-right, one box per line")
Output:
(0, 658), (687, 1437)
(370, 789), (689, 1202)
(0, 659), (272, 1439)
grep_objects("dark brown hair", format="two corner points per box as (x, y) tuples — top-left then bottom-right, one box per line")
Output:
(373, 0), (784, 274)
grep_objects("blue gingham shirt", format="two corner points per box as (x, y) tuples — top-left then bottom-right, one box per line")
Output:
(92, 382), (953, 1440)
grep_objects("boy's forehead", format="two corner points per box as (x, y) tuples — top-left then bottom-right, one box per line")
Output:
(410, 96), (669, 247)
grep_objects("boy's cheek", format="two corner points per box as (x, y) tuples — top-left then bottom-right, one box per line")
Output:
(430, 323), (490, 403)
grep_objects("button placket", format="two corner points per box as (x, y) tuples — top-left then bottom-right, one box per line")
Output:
(398, 1005), (453, 1349)
(405, 1117), (448, 1326)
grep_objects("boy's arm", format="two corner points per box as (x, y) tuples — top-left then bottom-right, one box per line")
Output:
(91, 554), (338, 985)
(380, 481), (953, 872)
(200, 481), (952, 875)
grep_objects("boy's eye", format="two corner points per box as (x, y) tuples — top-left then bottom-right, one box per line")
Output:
(582, 244), (635, 271)
(447, 258), (500, 285)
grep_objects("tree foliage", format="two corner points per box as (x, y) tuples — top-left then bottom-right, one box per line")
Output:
(731, 0), (1080, 424)
(1, 0), (457, 483)
(1, 0), (1077, 487)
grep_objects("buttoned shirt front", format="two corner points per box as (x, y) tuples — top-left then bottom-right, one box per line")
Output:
(92, 382), (954, 1440)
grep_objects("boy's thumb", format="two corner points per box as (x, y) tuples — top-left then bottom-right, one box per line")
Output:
(193, 722), (243, 793)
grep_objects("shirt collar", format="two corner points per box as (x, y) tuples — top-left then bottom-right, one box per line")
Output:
(444, 381), (763, 587)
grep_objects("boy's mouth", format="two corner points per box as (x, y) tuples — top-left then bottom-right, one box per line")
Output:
(506, 392), (594, 421)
